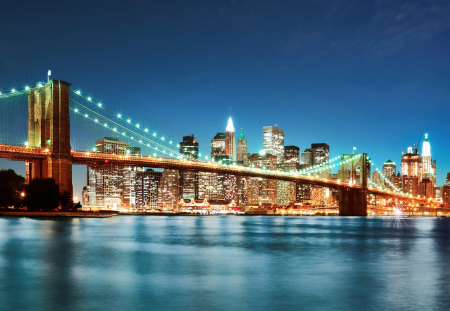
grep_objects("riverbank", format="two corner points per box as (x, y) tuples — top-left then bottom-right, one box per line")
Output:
(0, 211), (117, 218)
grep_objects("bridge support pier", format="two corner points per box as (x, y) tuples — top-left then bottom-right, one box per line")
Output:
(26, 80), (73, 195)
(339, 188), (367, 216)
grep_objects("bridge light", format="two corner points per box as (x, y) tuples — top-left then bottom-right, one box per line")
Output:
(153, 153), (156, 157)
(117, 114), (122, 118)
(169, 141), (172, 144)
(84, 114), (88, 118)
(122, 132), (126, 136)
(144, 128), (148, 132)
(44, 148), (49, 152)
(24, 141), (28, 147)
(75, 90), (81, 95)
(139, 140), (142, 143)
(74, 108), (79, 113)
(147, 144), (150, 147)
(113, 127), (117, 132)
(92, 147), (97, 152)
(127, 119), (131, 123)
(104, 123), (107, 127)
(98, 103), (102, 107)
(25, 86), (30, 91)
(11, 88), (16, 93)
(153, 132), (157, 137)
(87, 97), (92, 101)
(94, 118), (98, 122)
(0, 91), (2, 95)
(155, 147), (158, 150)
(136, 124), (140, 128)
(161, 137), (165, 141)
(37, 83), (43, 88)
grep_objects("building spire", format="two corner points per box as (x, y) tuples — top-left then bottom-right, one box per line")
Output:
(239, 128), (245, 140)
(226, 116), (235, 132)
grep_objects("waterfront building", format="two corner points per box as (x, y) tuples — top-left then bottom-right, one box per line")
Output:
(136, 169), (162, 209)
(402, 176), (419, 197)
(296, 184), (311, 202)
(284, 145), (300, 165)
(211, 133), (227, 161)
(157, 169), (180, 210)
(382, 160), (396, 179)
(263, 125), (284, 163)
(419, 178), (435, 198)
(443, 173), (450, 208)
(225, 116), (236, 161)
(179, 135), (199, 160)
(180, 170), (198, 200)
(197, 171), (224, 201)
(277, 181), (296, 205)
(247, 153), (278, 205)
(237, 128), (248, 165)
(87, 137), (137, 208)
(421, 133), (437, 186)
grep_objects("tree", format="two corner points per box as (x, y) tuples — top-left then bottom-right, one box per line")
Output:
(25, 178), (60, 211)
(0, 169), (25, 208)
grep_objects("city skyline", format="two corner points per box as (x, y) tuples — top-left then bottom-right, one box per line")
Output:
(1, 0), (450, 190)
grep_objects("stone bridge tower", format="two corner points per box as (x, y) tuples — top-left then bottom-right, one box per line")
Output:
(338, 153), (370, 216)
(26, 80), (73, 195)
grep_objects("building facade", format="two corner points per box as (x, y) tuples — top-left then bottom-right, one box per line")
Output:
(263, 126), (284, 163)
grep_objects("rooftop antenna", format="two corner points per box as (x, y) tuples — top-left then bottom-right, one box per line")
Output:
(47, 69), (51, 82)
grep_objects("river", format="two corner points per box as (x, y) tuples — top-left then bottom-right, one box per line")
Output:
(0, 216), (449, 310)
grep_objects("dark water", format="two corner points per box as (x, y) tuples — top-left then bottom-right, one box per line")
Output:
(0, 216), (449, 311)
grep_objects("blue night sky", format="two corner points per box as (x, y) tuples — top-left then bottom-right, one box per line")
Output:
(1, 0), (450, 195)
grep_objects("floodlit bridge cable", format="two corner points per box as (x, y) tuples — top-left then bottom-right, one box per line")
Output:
(70, 89), (180, 152)
(70, 98), (180, 158)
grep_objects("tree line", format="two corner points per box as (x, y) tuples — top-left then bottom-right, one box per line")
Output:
(0, 169), (81, 211)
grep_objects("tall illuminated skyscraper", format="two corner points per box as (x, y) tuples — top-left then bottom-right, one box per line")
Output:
(422, 133), (431, 178)
(237, 128), (248, 165)
(382, 160), (396, 179)
(263, 125), (284, 163)
(225, 116), (236, 161)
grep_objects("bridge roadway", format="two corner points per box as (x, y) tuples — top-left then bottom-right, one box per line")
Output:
(0, 144), (426, 203)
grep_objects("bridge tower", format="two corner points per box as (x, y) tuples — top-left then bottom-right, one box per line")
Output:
(338, 153), (370, 216)
(26, 80), (73, 195)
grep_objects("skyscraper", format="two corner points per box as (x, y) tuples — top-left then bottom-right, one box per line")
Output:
(87, 137), (139, 208)
(382, 160), (396, 179)
(136, 169), (162, 209)
(211, 133), (227, 161)
(300, 149), (313, 166)
(225, 116), (236, 161)
(179, 135), (199, 160)
(401, 147), (421, 179)
(263, 125), (284, 163)
(247, 153), (278, 205)
(443, 173), (450, 208)
(237, 128), (248, 165)
(284, 145), (300, 165)
(311, 143), (329, 164)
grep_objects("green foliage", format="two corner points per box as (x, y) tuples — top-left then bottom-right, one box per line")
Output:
(25, 178), (60, 211)
(0, 169), (25, 208)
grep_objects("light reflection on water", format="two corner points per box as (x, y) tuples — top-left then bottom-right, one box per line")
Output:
(0, 216), (449, 311)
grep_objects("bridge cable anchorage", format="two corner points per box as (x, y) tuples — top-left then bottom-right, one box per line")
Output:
(70, 99), (180, 158)
(70, 89), (196, 159)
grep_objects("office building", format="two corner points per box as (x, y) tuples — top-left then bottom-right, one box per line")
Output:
(225, 116), (236, 160)
(179, 135), (199, 160)
(284, 145), (300, 165)
(263, 125), (284, 163)
(237, 128), (248, 165)
(136, 169), (162, 209)
(382, 160), (396, 179)
(311, 143), (329, 164)
(211, 133), (227, 161)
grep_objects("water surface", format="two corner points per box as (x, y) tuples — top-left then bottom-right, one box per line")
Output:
(0, 216), (449, 310)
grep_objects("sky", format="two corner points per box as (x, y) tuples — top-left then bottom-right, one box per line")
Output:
(1, 0), (450, 195)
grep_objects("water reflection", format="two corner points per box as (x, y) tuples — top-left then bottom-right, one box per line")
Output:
(0, 216), (449, 310)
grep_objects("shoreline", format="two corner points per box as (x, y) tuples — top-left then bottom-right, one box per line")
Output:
(0, 210), (448, 218)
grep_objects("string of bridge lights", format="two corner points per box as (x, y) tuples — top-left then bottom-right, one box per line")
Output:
(70, 98), (182, 159)
(0, 82), (46, 99)
(70, 88), (187, 157)
(71, 103), (179, 158)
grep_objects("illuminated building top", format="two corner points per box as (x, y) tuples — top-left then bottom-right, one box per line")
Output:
(226, 116), (235, 133)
